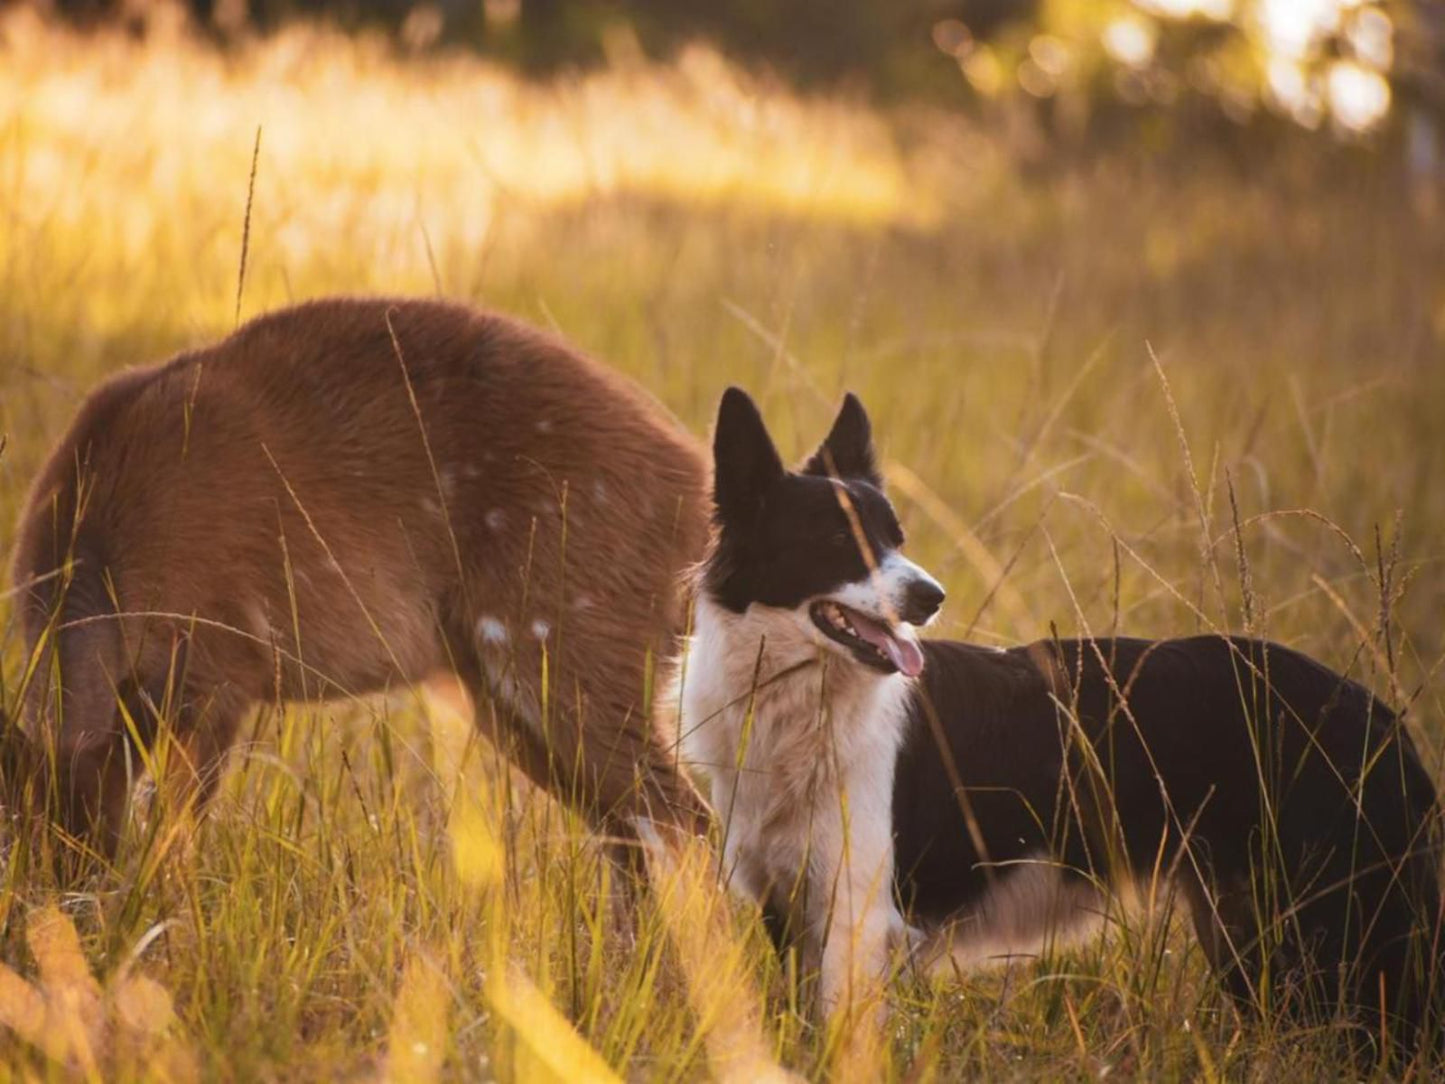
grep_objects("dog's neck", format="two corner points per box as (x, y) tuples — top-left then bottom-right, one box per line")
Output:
(676, 593), (912, 806)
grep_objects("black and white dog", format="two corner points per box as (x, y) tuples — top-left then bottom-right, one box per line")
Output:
(678, 387), (1443, 1055)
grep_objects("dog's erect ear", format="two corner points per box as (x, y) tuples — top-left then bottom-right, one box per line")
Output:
(713, 387), (784, 527)
(803, 393), (880, 486)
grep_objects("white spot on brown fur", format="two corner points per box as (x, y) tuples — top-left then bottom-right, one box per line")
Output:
(530, 619), (551, 641)
(485, 508), (506, 531)
(477, 616), (508, 645)
(244, 599), (272, 642)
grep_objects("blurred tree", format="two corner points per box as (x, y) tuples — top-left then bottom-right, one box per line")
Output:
(32, 0), (1445, 165)
(944, 0), (1409, 140)
(1391, 1), (1445, 206)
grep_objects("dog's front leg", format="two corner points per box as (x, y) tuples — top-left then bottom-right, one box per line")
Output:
(815, 810), (898, 1080)
(818, 862), (897, 1018)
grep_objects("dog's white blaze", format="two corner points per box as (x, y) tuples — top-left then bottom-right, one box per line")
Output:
(828, 550), (944, 626)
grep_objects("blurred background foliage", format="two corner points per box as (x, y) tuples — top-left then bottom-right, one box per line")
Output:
(25, 0), (1445, 153)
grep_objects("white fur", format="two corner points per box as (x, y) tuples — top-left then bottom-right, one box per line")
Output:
(476, 615), (508, 645)
(830, 550), (943, 628)
(677, 591), (914, 1017)
(676, 542), (1106, 1025)
(473, 618), (542, 737)
(920, 852), (1104, 972)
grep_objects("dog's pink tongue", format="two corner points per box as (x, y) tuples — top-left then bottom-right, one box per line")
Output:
(851, 613), (925, 678)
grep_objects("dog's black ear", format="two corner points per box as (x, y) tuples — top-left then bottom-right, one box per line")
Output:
(803, 393), (880, 486)
(713, 387), (784, 527)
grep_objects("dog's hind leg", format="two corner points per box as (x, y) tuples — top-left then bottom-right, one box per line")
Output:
(37, 640), (144, 863)
(1179, 865), (1265, 1015)
(156, 681), (249, 829)
(51, 728), (137, 864)
(451, 619), (789, 1082)
(634, 813), (798, 1084)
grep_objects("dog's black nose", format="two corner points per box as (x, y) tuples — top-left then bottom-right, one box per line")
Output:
(901, 579), (945, 625)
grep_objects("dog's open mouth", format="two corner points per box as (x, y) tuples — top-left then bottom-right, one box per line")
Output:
(809, 601), (925, 677)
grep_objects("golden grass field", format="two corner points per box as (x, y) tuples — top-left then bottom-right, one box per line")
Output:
(2, 10), (1444, 1081)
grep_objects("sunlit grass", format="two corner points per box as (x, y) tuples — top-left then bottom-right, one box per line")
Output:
(0, 10), (939, 335)
(2, 10), (1444, 1082)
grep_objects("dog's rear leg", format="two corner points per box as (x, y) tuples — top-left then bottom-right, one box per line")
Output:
(157, 684), (248, 828)
(1180, 867), (1262, 1016)
(52, 730), (137, 865)
(454, 632), (788, 1081)
(43, 664), (162, 869)
(634, 812), (799, 1083)
(574, 714), (798, 1081)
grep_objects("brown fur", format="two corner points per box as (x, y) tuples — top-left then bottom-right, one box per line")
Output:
(10, 296), (712, 853)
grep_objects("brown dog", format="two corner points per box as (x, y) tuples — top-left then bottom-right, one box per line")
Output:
(9, 296), (712, 857)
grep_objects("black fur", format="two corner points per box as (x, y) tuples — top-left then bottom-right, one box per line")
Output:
(707, 387), (904, 614)
(895, 635), (1443, 1054)
(801, 392), (881, 487)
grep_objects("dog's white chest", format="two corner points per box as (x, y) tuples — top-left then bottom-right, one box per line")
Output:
(675, 600), (913, 900)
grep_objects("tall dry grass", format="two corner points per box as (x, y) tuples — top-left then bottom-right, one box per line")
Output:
(1, 11), (1443, 1081)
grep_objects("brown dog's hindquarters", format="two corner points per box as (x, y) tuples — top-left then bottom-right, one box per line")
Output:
(9, 296), (712, 861)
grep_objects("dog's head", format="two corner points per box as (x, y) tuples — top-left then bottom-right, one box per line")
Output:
(703, 387), (944, 678)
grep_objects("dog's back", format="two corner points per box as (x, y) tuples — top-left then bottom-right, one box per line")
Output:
(896, 635), (1442, 1047)
(11, 296), (712, 848)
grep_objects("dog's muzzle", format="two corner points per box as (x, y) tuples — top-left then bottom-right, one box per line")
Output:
(899, 578), (945, 626)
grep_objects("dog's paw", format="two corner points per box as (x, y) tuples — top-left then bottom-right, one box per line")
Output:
(891, 919), (940, 971)
(888, 914), (927, 954)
